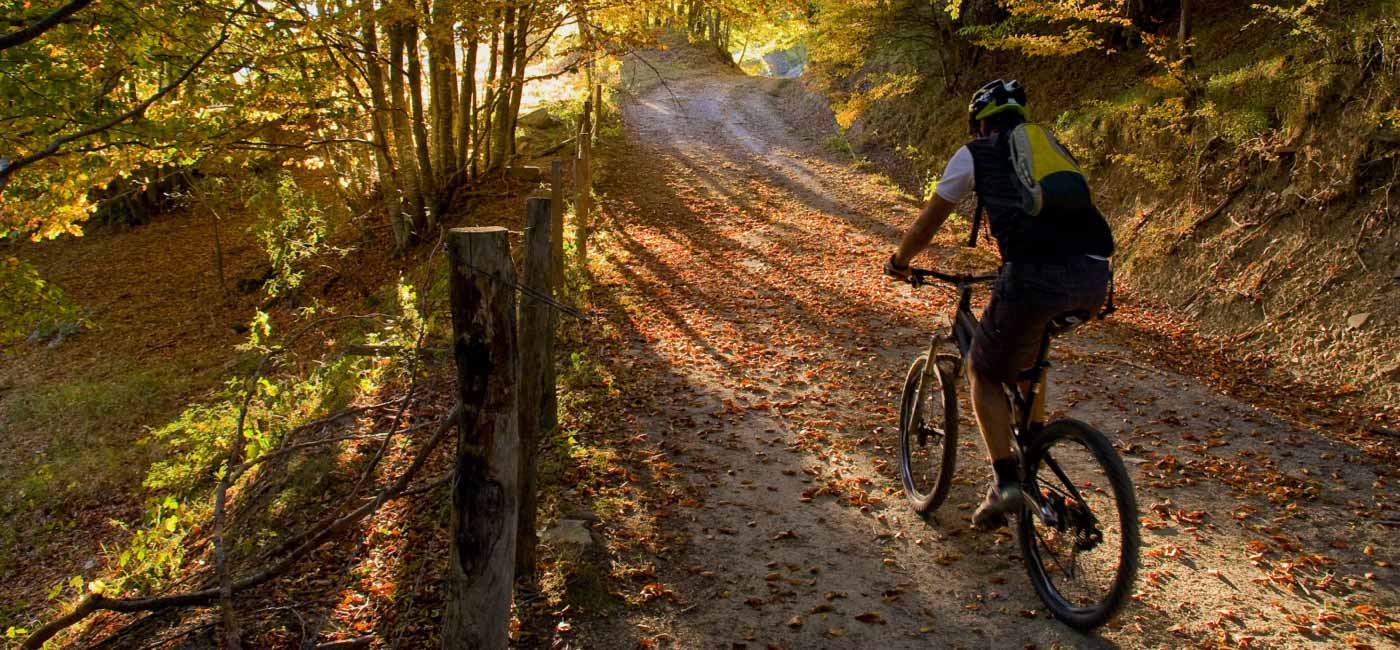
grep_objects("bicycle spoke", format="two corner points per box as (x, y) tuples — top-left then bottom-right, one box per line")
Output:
(1033, 524), (1068, 579)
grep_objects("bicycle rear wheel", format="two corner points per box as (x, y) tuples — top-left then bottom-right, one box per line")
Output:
(1018, 419), (1139, 630)
(897, 352), (960, 515)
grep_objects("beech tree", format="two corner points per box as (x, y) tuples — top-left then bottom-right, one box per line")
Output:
(0, 0), (700, 249)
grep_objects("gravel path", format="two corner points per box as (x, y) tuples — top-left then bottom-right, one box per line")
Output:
(572, 64), (1399, 649)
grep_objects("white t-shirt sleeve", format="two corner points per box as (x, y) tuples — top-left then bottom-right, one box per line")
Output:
(934, 145), (974, 203)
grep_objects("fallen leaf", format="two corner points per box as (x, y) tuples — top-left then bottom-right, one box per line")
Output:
(854, 611), (885, 625)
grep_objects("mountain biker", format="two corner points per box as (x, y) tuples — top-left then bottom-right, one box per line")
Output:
(884, 79), (1115, 529)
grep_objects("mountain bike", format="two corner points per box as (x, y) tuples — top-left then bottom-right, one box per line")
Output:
(894, 247), (1140, 630)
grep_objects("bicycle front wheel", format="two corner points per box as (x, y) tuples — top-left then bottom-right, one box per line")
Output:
(1018, 419), (1140, 630)
(897, 352), (960, 516)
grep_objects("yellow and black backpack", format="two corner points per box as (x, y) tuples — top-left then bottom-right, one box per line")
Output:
(1006, 123), (1094, 219)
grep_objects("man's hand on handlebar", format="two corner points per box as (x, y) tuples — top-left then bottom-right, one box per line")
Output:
(883, 253), (912, 282)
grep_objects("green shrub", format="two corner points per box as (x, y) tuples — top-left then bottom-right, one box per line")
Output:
(102, 496), (193, 594)
(0, 256), (89, 346)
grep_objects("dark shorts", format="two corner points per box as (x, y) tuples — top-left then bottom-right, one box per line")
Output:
(971, 257), (1111, 384)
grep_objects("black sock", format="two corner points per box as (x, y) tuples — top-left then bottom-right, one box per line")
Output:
(993, 458), (1019, 487)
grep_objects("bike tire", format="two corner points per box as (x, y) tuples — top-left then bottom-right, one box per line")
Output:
(897, 352), (960, 515)
(1018, 418), (1140, 630)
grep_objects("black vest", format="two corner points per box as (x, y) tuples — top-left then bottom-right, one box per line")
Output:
(966, 130), (1115, 263)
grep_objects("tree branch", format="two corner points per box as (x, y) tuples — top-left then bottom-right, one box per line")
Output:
(0, 0), (250, 189)
(0, 0), (94, 52)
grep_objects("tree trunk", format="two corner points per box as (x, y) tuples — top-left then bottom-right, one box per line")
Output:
(388, 21), (426, 239)
(442, 226), (519, 650)
(490, 4), (516, 171)
(361, 0), (408, 249)
(481, 11), (500, 173)
(1179, 0), (1193, 64)
(577, 0), (594, 104)
(406, 22), (438, 224)
(458, 27), (477, 180)
(429, 0), (457, 190)
(506, 4), (530, 157)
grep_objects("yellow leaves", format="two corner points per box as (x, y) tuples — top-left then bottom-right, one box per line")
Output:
(1003, 0), (1134, 26)
(975, 27), (1109, 58)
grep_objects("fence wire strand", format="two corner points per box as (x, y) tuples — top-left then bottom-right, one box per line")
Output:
(456, 258), (591, 321)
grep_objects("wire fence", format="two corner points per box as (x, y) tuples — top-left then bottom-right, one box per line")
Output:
(456, 258), (591, 322)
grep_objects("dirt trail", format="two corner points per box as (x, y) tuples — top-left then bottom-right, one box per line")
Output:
(577, 64), (1399, 649)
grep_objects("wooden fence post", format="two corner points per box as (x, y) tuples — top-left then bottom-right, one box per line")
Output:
(443, 227), (519, 650)
(550, 160), (565, 289)
(515, 197), (554, 579)
(593, 83), (604, 124)
(575, 100), (593, 268)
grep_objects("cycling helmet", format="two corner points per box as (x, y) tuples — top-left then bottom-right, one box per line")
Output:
(968, 79), (1029, 134)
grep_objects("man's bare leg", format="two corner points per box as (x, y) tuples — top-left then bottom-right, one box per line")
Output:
(969, 365), (1012, 461)
(968, 365), (1024, 528)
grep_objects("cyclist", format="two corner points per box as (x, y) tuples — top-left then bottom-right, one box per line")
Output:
(884, 79), (1115, 529)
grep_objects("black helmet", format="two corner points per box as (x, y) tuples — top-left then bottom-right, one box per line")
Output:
(968, 79), (1028, 134)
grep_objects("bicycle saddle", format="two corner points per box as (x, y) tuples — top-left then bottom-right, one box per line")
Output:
(1047, 309), (1092, 336)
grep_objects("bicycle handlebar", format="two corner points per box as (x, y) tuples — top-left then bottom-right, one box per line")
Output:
(906, 268), (999, 289)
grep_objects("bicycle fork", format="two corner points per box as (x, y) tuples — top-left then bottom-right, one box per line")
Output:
(914, 335), (946, 446)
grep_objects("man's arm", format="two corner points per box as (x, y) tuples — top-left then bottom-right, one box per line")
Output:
(892, 194), (957, 269)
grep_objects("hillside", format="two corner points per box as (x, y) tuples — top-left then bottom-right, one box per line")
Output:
(772, 0), (1399, 427)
